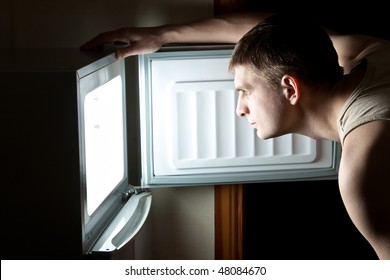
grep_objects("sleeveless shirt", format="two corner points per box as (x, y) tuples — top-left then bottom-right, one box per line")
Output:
(338, 43), (390, 144)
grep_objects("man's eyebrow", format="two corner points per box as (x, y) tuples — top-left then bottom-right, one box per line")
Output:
(235, 82), (251, 92)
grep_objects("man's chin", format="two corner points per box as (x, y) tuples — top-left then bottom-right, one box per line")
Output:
(256, 130), (270, 140)
(256, 130), (281, 140)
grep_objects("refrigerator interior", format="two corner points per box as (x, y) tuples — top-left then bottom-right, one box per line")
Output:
(138, 46), (341, 187)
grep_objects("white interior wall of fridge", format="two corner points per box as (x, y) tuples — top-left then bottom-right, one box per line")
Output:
(152, 60), (331, 173)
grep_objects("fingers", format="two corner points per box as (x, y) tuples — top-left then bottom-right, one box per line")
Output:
(115, 43), (151, 59)
(80, 29), (128, 51)
(116, 46), (134, 59)
(115, 40), (162, 58)
(80, 27), (163, 59)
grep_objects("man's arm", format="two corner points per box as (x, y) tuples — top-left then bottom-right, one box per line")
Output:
(327, 31), (389, 73)
(80, 12), (270, 58)
(339, 120), (390, 259)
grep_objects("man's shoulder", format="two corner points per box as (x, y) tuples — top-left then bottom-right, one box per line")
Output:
(343, 120), (390, 152)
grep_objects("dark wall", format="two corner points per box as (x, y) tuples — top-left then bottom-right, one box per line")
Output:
(243, 181), (378, 259)
(245, 1), (390, 40)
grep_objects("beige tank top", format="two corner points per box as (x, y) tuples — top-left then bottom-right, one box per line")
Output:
(338, 43), (390, 144)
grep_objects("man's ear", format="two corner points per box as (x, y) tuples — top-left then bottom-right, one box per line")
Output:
(281, 74), (300, 105)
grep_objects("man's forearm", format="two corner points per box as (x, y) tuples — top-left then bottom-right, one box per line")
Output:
(158, 12), (272, 45)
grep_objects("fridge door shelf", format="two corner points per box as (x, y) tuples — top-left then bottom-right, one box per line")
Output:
(90, 188), (152, 253)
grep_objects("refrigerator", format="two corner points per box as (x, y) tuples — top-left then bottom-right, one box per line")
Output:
(0, 46), (340, 259)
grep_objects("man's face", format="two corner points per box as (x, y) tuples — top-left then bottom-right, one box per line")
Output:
(234, 65), (290, 139)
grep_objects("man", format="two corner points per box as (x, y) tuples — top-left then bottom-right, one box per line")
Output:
(81, 12), (390, 259)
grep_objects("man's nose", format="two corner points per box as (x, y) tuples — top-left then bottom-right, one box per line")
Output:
(236, 95), (247, 117)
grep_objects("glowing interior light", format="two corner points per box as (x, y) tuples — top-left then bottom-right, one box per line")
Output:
(84, 76), (124, 216)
